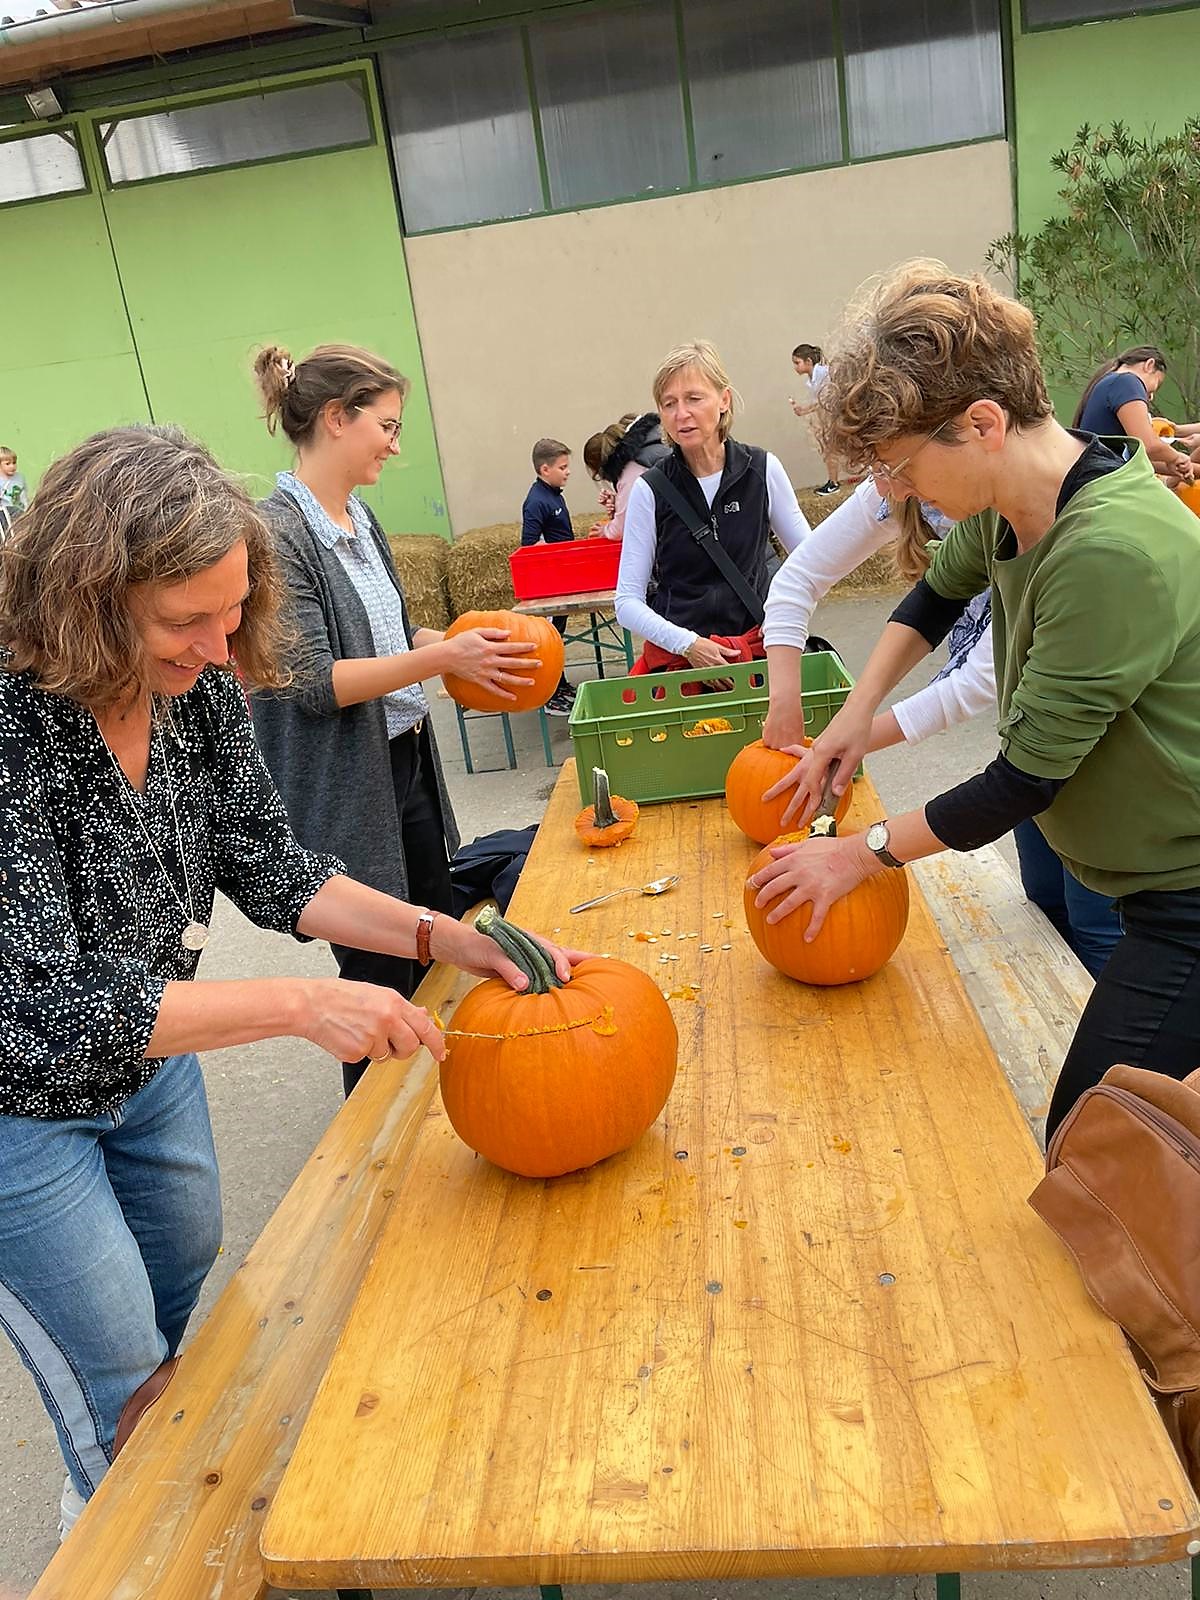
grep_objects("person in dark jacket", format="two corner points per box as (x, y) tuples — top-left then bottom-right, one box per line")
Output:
(250, 342), (543, 1093)
(583, 411), (671, 540)
(614, 340), (810, 674)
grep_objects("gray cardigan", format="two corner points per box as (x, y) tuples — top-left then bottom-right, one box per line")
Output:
(250, 488), (460, 903)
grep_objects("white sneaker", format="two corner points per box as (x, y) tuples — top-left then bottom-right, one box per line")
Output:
(58, 1474), (86, 1542)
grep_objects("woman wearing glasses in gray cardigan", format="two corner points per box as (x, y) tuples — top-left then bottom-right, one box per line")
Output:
(250, 343), (542, 1094)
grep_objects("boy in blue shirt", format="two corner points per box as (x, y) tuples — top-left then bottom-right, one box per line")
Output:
(521, 437), (575, 715)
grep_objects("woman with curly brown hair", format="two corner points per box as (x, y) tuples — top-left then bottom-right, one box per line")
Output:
(0, 425), (573, 1539)
(749, 261), (1200, 1138)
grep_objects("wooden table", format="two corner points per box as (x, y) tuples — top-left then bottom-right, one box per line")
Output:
(262, 767), (1200, 1594)
(513, 587), (635, 675)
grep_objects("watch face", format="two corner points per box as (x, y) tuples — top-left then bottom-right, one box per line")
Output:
(867, 822), (887, 851)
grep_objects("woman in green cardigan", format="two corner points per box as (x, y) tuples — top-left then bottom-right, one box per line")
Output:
(750, 261), (1200, 1140)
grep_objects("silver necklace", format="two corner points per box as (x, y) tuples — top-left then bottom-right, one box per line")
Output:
(93, 708), (210, 953)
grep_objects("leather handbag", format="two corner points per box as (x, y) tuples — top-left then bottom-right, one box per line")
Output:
(1029, 1063), (1200, 1394)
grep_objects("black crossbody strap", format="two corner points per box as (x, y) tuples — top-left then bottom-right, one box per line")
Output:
(643, 466), (765, 626)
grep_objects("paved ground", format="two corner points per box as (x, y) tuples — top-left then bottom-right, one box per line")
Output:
(1, 591), (1191, 1598)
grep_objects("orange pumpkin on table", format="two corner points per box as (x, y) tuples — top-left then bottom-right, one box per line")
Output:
(442, 609), (564, 713)
(574, 767), (638, 847)
(743, 827), (909, 986)
(440, 908), (678, 1178)
(1176, 481), (1200, 519)
(725, 738), (852, 845)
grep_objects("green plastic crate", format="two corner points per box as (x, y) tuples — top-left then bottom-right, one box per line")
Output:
(569, 651), (854, 807)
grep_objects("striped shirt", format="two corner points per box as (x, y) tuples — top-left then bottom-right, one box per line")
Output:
(276, 473), (428, 737)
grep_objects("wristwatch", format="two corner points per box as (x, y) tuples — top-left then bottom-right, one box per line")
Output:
(865, 820), (904, 869)
(415, 909), (438, 967)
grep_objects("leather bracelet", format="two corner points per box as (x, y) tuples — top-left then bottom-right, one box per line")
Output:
(415, 909), (437, 967)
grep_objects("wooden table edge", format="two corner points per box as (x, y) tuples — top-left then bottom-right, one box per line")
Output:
(262, 1522), (1200, 1591)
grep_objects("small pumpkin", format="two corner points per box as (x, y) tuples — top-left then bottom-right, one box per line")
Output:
(442, 609), (564, 714)
(440, 908), (678, 1178)
(575, 767), (639, 847)
(1152, 417), (1177, 438)
(743, 828), (909, 986)
(1176, 481), (1200, 519)
(725, 738), (852, 845)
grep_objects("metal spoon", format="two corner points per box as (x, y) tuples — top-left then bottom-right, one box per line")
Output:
(569, 875), (681, 914)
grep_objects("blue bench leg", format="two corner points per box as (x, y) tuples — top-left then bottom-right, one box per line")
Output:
(622, 626), (635, 669)
(454, 703), (474, 776)
(336, 1589), (373, 1599)
(935, 1576), (961, 1599)
(539, 1587), (564, 1600)
(590, 611), (605, 677)
(1193, 1550), (1200, 1600)
(500, 712), (517, 770)
(538, 707), (554, 766)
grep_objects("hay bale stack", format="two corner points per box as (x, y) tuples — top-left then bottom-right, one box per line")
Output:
(447, 522), (521, 615)
(446, 513), (608, 618)
(387, 535), (452, 631)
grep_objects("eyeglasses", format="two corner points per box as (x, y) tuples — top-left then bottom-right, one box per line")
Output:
(866, 420), (952, 492)
(355, 407), (403, 443)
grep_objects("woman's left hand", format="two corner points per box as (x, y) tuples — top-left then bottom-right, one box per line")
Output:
(747, 833), (874, 939)
(452, 921), (589, 988)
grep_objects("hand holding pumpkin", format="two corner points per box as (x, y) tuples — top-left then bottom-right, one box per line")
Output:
(435, 910), (585, 989)
(769, 699), (874, 827)
(442, 625), (539, 703)
(748, 832), (876, 938)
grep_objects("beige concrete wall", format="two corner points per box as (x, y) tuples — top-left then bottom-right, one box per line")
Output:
(405, 140), (1013, 535)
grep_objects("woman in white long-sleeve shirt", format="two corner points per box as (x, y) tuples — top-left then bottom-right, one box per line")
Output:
(615, 339), (810, 674)
(761, 479), (1121, 978)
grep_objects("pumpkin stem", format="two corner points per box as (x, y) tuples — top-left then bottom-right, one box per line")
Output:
(474, 904), (563, 993)
(591, 767), (617, 829)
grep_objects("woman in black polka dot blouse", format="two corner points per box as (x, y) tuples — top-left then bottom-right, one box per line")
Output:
(0, 425), (576, 1540)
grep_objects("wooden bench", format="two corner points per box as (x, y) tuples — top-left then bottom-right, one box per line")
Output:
(27, 916), (489, 1600)
(21, 850), (1125, 1600)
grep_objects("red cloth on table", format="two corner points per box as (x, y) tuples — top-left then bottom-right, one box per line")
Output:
(630, 626), (764, 693)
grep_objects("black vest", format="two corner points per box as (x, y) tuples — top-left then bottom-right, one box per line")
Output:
(650, 438), (770, 637)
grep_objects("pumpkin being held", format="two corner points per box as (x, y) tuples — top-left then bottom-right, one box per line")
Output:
(442, 609), (564, 713)
(743, 829), (909, 986)
(441, 908), (678, 1177)
(725, 738), (852, 845)
(575, 767), (639, 847)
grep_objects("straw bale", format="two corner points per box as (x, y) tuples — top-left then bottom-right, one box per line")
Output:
(793, 484), (906, 596)
(387, 535), (452, 631)
(446, 513), (608, 618)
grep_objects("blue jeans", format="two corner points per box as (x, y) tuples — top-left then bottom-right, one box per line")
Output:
(0, 1053), (221, 1500)
(1013, 818), (1122, 980)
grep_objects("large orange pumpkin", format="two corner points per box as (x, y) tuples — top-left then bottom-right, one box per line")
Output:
(743, 829), (909, 985)
(440, 909), (678, 1177)
(725, 739), (852, 844)
(1176, 481), (1200, 519)
(442, 610), (564, 713)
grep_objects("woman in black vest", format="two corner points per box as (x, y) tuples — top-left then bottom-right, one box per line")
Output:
(614, 340), (811, 673)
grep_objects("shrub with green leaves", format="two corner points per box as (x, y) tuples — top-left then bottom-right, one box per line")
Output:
(988, 120), (1200, 419)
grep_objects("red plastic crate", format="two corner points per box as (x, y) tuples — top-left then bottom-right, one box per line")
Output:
(509, 538), (621, 601)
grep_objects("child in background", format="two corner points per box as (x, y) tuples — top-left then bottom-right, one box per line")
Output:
(521, 438), (576, 716)
(0, 447), (28, 523)
(789, 344), (840, 495)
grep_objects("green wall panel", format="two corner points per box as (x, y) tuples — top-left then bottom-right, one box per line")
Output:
(100, 141), (449, 536)
(1011, 1), (1200, 416)
(1013, 1), (1200, 234)
(0, 185), (149, 484)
